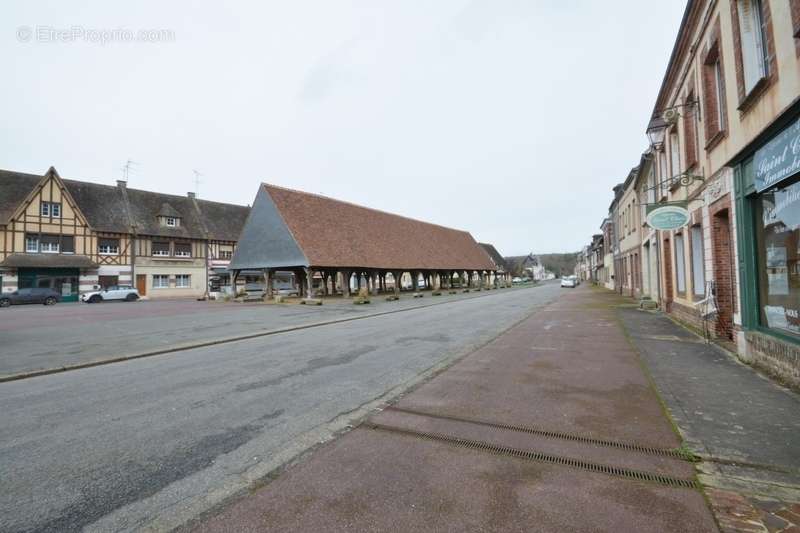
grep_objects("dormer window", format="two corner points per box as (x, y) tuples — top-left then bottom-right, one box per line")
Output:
(158, 203), (182, 228)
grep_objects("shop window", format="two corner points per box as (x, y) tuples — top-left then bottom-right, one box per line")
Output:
(152, 241), (170, 256)
(755, 179), (800, 338)
(690, 225), (706, 297)
(153, 274), (170, 289)
(174, 242), (191, 257)
(98, 238), (120, 255)
(176, 274), (191, 288)
(675, 233), (687, 293)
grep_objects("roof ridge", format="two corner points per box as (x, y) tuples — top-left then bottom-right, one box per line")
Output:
(263, 182), (472, 236)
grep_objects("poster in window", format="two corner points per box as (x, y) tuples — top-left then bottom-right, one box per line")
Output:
(768, 269), (789, 295)
(766, 245), (786, 268)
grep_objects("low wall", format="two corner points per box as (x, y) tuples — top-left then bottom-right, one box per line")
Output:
(741, 331), (800, 391)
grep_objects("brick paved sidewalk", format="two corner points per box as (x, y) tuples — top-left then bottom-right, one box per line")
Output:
(188, 286), (720, 532)
(619, 305), (800, 533)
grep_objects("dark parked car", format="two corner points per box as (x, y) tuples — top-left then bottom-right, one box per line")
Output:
(0, 288), (61, 307)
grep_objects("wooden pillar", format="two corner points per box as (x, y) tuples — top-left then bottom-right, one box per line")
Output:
(370, 271), (379, 296)
(230, 270), (239, 295)
(342, 270), (351, 298)
(392, 271), (402, 296)
(304, 268), (314, 298)
(263, 268), (272, 297)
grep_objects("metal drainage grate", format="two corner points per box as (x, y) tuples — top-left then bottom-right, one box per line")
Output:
(386, 406), (695, 461)
(367, 422), (698, 489)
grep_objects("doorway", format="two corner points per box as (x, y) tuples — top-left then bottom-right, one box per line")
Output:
(136, 274), (147, 296)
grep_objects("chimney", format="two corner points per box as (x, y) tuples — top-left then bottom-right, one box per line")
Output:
(187, 192), (196, 199)
(117, 180), (127, 189)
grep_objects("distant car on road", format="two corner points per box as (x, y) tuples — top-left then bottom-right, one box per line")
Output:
(81, 285), (140, 303)
(0, 288), (61, 307)
(561, 277), (577, 288)
(512, 277), (523, 284)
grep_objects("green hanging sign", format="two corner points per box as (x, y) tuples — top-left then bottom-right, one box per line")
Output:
(646, 201), (690, 230)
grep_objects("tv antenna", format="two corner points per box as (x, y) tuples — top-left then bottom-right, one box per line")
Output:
(121, 159), (138, 182)
(192, 169), (203, 198)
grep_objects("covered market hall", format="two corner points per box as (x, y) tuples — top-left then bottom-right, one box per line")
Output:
(228, 184), (507, 298)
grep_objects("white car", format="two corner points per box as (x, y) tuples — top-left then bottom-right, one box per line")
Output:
(81, 285), (140, 303)
(560, 277), (577, 288)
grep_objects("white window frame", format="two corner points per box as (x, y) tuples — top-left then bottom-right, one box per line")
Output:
(175, 274), (191, 288)
(98, 242), (120, 256)
(165, 217), (177, 227)
(152, 274), (170, 289)
(40, 202), (61, 218)
(26, 236), (39, 253)
(669, 130), (681, 183)
(714, 61), (726, 131)
(174, 244), (191, 258)
(675, 233), (687, 293)
(40, 241), (59, 253)
(152, 242), (171, 257)
(736, 0), (768, 94)
(690, 225), (706, 297)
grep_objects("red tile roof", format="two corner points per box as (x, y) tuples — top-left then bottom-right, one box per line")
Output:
(265, 184), (496, 271)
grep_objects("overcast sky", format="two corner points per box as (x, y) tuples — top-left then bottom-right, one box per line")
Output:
(2, 1), (685, 255)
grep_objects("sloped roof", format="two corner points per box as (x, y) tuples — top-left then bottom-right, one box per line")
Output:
(0, 170), (40, 225)
(63, 179), (131, 233)
(0, 169), (250, 241)
(158, 202), (182, 218)
(479, 243), (507, 271)
(0, 253), (98, 268)
(194, 198), (252, 241)
(231, 184), (496, 271)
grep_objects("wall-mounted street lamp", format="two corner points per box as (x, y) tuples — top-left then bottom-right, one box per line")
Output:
(646, 117), (667, 151)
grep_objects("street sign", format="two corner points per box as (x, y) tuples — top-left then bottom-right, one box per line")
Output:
(646, 203), (690, 230)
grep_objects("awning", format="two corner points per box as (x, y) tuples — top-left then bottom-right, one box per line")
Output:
(0, 253), (99, 269)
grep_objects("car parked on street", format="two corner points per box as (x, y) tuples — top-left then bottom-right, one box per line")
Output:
(561, 277), (577, 288)
(0, 288), (61, 307)
(80, 285), (140, 303)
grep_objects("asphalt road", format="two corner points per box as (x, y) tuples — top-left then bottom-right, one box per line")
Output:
(0, 282), (562, 533)
(1, 285), (537, 378)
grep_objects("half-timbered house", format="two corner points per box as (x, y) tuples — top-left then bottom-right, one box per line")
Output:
(0, 167), (249, 300)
